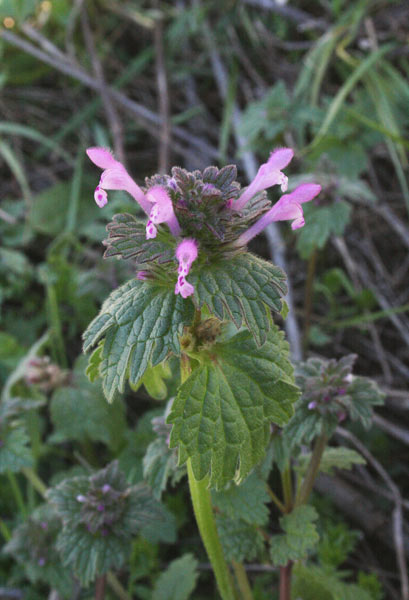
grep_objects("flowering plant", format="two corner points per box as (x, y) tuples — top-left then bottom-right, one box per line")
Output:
(81, 148), (382, 600)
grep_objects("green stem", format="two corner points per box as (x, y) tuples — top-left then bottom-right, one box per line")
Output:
(106, 572), (132, 600)
(7, 472), (27, 518)
(232, 561), (254, 600)
(281, 466), (293, 512)
(182, 352), (235, 600)
(187, 461), (236, 600)
(21, 467), (48, 498)
(0, 518), (11, 541)
(266, 484), (286, 514)
(46, 282), (67, 368)
(295, 434), (327, 507)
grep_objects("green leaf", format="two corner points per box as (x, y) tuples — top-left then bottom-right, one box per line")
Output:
(152, 554), (198, 600)
(296, 447), (365, 477)
(56, 526), (130, 586)
(143, 437), (181, 500)
(168, 326), (299, 488)
(216, 514), (264, 562)
(269, 506), (319, 567)
(296, 201), (352, 259)
(104, 213), (174, 265)
(190, 253), (287, 345)
(292, 564), (373, 600)
(3, 504), (73, 597)
(28, 180), (101, 237)
(348, 376), (385, 429)
(83, 279), (194, 401)
(0, 427), (33, 473)
(48, 462), (171, 584)
(212, 471), (270, 526)
(50, 357), (126, 451)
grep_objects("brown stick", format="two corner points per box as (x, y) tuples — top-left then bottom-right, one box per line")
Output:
(80, 7), (126, 164)
(95, 575), (106, 600)
(153, 3), (171, 173)
(279, 561), (293, 600)
(0, 29), (218, 163)
(336, 427), (409, 600)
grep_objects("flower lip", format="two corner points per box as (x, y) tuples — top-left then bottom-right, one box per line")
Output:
(145, 186), (181, 239)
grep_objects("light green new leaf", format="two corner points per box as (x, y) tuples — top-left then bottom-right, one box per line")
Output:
(190, 253), (287, 345)
(269, 506), (319, 567)
(296, 447), (365, 477)
(168, 326), (299, 488)
(83, 279), (194, 401)
(152, 554), (198, 600)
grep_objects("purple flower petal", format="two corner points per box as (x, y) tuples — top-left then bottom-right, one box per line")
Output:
(235, 147), (294, 210)
(86, 147), (150, 213)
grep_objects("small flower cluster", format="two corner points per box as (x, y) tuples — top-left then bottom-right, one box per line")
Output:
(296, 355), (358, 423)
(87, 147), (321, 298)
(75, 468), (128, 537)
(25, 356), (69, 393)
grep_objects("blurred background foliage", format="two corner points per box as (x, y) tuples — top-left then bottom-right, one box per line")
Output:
(0, 0), (408, 598)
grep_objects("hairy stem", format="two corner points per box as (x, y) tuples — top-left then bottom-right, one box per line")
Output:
(22, 467), (48, 498)
(266, 484), (286, 514)
(295, 433), (327, 507)
(182, 353), (236, 600)
(232, 561), (254, 600)
(0, 518), (11, 542)
(281, 465), (293, 512)
(187, 461), (236, 600)
(7, 472), (27, 518)
(279, 561), (293, 600)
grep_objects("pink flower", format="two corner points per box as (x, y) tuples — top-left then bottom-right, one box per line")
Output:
(236, 183), (321, 246)
(145, 186), (181, 239)
(174, 239), (198, 298)
(235, 148), (294, 210)
(86, 147), (151, 214)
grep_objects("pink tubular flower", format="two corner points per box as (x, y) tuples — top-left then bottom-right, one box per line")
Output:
(145, 186), (181, 239)
(174, 239), (198, 298)
(236, 183), (321, 246)
(234, 148), (294, 210)
(86, 147), (151, 214)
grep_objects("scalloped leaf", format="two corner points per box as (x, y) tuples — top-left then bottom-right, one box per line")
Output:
(216, 514), (264, 562)
(190, 253), (287, 345)
(0, 427), (33, 473)
(212, 471), (270, 526)
(152, 554), (198, 600)
(103, 213), (174, 264)
(83, 280), (194, 401)
(269, 505), (319, 567)
(168, 326), (299, 488)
